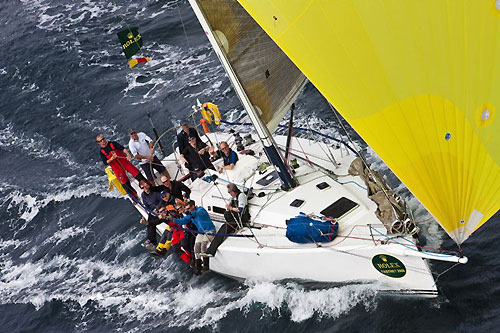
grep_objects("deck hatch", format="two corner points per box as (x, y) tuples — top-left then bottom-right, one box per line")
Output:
(290, 199), (305, 208)
(320, 197), (359, 219)
(316, 182), (330, 190)
(256, 171), (279, 186)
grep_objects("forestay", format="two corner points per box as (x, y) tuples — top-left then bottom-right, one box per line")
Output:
(238, 0), (500, 244)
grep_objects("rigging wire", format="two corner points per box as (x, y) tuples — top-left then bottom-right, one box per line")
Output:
(432, 262), (461, 287)
(176, 0), (192, 50)
(328, 102), (408, 222)
(305, 116), (339, 167)
(370, 226), (460, 257)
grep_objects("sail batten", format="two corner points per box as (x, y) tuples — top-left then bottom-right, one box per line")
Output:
(239, 0), (500, 244)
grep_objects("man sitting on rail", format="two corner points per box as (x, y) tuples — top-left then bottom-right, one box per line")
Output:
(159, 175), (191, 200)
(170, 200), (215, 275)
(139, 180), (164, 250)
(154, 190), (187, 257)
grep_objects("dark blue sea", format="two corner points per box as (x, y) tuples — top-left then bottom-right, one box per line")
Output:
(1, 0), (499, 332)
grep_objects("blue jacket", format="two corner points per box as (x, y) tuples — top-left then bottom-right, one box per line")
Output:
(175, 207), (216, 234)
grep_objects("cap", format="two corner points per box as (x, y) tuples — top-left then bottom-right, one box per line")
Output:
(161, 189), (170, 198)
(128, 128), (137, 135)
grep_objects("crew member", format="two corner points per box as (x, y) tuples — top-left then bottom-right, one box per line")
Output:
(203, 183), (249, 257)
(160, 175), (191, 200)
(154, 190), (184, 256)
(210, 141), (238, 173)
(177, 122), (201, 154)
(97, 134), (146, 197)
(180, 136), (214, 180)
(172, 200), (215, 275)
(128, 129), (170, 182)
(139, 180), (164, 249)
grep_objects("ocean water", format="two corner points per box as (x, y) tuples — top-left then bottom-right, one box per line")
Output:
(0, 0), (499, 332)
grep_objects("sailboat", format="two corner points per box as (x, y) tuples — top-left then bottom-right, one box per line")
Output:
(120, 0), (499, 297)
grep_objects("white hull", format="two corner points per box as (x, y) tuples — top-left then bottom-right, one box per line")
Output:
(131, 131), (459, 297)
(210, 233), (437, 297)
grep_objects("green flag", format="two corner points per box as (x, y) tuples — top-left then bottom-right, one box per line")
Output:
(117, 26), (142, 59)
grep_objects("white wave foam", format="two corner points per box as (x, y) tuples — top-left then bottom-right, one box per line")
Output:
(54, 108), (119, 136)
(120, 43), (225, 106)
(0, 249), (379, 329)
(21, 0), (117, 31)
(41, 226), (90, 246)
(0, 67), (7, 75)
(102, 227), (143, 256)
(0, 238), (29, 252)
(0, 122), (77, 167)
(190, 281), (377, 329)
(150, 10), (165, 18)
(2, 174), (122, 224)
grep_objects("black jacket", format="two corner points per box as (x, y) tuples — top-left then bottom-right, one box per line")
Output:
(177, 128), (201, 154)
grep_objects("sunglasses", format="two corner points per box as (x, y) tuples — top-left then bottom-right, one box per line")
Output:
(96, 138), (105, 143)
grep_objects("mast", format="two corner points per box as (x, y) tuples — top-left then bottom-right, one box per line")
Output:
(284, 103), (295, 163)
(188, 0), (296, 189)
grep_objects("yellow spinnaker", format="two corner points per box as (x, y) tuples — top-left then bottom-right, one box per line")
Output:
(239, 0), (500, 244)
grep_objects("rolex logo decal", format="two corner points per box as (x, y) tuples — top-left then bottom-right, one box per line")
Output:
(372, 254), (406, 278)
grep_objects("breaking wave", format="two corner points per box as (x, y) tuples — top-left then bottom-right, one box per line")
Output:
(0, 247), (379, 330)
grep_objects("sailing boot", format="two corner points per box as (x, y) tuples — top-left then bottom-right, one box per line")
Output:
(194, 259), (202, 276)
(155, 243), (166, 256)
(155, 240), (172, 256)
(202, 257), (210, 272)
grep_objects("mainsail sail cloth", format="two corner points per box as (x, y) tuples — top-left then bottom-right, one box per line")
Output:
(238, 0), (500, 245)
(195, 0), (307, 133)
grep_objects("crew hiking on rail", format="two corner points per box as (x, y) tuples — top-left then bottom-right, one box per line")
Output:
(96, 128), (246, 276)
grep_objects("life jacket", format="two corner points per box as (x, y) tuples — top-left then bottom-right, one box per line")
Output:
(101, 142), (125, 159)
(163, 205), (185, 245)
(222, 149), (238, 166)
(231, 194), (249, 219)
(164, 204), (179, 216)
